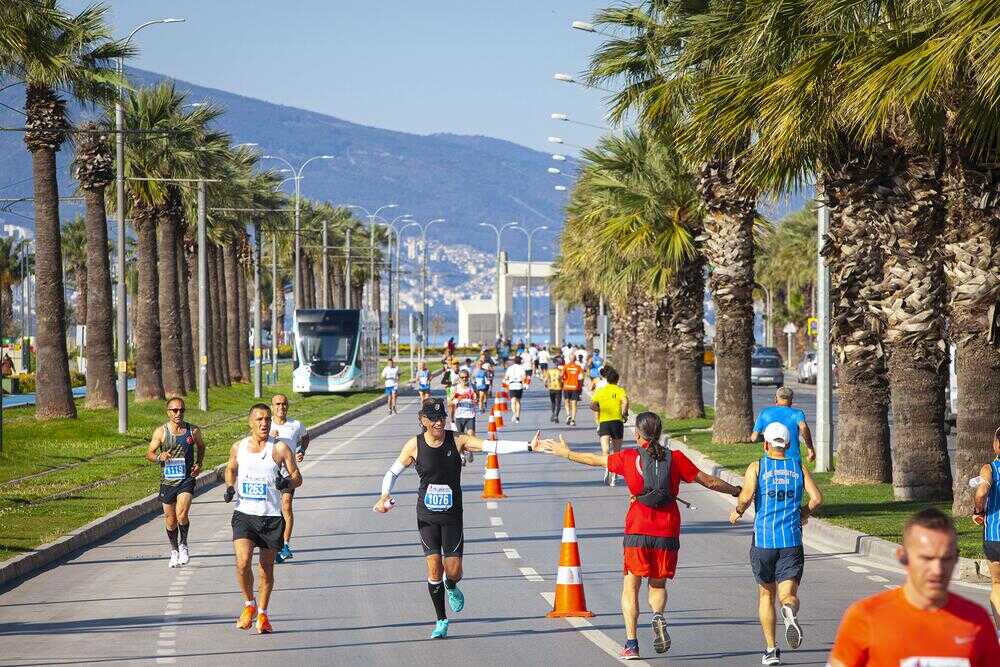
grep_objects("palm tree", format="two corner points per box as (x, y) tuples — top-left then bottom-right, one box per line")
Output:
(72, 121), (116, 407)
(60, 216), (87, 327)
(0, 236), (30, 334)
(2, 2), (131, 418)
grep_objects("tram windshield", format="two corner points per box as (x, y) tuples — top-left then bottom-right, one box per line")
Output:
(297, 312), (359, 375)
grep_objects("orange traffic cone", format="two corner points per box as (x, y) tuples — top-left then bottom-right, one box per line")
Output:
(493, 405), (504, 429)
(546, 502), (593, 618)
(481, 452), (507, 499)
(498, 390), (509, 413)
(487, 414), (497, 440)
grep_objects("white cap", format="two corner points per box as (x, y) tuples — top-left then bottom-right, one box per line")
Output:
(763, 422), (791, 448)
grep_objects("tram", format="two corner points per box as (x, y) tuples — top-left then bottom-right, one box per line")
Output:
(291, 309), (379, 394)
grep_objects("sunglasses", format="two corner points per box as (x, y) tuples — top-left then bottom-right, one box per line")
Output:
(273, 402), (288, 407)
(422, 415), (446, 424)
(168, 408), (185, 413)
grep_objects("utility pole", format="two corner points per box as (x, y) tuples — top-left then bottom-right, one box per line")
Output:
(815, 202), (833, 472)
(344, 229), (352, 308)
(197, 179), (208, 410)
(253, 221), (262, 399)
(271, 233), (277, 384)
(322, 219), (329, 309)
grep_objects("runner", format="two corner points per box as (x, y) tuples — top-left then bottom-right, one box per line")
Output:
(541, 412), (742, 659)
(223, 403), (303, 634)
(587, 348), (604, 392)
(373, 398), (543, 638)
(145, 397), (206, 568)
(590, 366), (628, 486)
(472, 360), (489, 412)
(537, 345), (551, 373)
(751, 387), (816, 462)
(574, 345), (586, 367)
(729, 422), (823, 666)
(450, 369), (477, 465)
(382, 357), (401, 414)
(972, 425), (1000, 628)
(270, 393), (309, 564)
(499, 339), (511, 367)
(524, 345), (536, 384)
(416, 361), (431, 403)
(828, 508), (1000, 666)
(504, 355), (527, 423)
(561, 353), (585, 425)
(545, 358), (563, 423)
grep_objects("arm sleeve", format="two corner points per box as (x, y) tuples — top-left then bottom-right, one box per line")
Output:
(674, 451), (700, 483)
(481, 440), (531, 454)
(828, 602), (869, 667)
(380, 461), (406, 497)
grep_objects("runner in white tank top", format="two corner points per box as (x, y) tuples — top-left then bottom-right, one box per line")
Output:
(224, 403), (302, 635)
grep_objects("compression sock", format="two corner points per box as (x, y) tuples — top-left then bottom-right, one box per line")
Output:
(428, 579), (447, 621)
(166, 528), (179, 550)
(178, 522), (189, 546)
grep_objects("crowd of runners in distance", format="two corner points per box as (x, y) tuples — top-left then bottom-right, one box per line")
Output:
(142, 336), (1000, 665)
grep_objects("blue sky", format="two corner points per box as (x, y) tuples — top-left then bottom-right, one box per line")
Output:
(73, 1), (616, 154)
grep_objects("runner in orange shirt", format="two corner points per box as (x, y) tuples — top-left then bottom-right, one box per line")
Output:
(560, 355), (584, 426)
(828, 508), (1000, 667)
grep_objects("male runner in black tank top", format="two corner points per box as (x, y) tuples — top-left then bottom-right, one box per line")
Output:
(375, 398), (549, 638)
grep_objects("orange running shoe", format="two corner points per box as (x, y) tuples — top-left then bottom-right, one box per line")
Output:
(256, 611), (272, 634)
(236, 603), (256, 629)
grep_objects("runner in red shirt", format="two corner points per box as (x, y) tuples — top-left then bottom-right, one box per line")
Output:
(542, 411), (742, 660)
(560, 358), (585, 426)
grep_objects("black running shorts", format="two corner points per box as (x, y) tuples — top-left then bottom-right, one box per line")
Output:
(455, 417), (476, 434)
(159, 477), (196, 505)
(598, 420), (625, 439)
(985, 540), (1000, 562)
(509, 389), (524, 400)
(750, 543), (804, 584)
(418, 520), (464, 557)
(563, 388), (581, 401)
(232, 511), (285, 550)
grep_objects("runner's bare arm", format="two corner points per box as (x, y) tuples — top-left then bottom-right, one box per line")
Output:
(374, 438), (418, 512)
(460, 430), (540, 454)
(190, 427), (206, 476)
(974, 464), (993, 523)
(799, 421), (816, 462)
(620, 395), (629, 420)
(224, 442), (240, 487)
(275, 442), (303, 489)
(694, 470), (742, 497)
(145, 426), (167, 463)
(543, 434), (608, 467)
(730, 461), (759, 524)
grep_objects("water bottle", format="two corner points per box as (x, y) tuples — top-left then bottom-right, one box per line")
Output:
(969, 476), (983, 488)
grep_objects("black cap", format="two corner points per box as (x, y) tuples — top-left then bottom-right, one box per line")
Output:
(419, 398), (447, 421)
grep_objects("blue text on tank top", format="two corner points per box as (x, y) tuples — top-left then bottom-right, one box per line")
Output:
(985, 460), (1000, 541)
(753, 406), (806, 459)
(754, 457), (804, 548)
(473, 370), (487, 390)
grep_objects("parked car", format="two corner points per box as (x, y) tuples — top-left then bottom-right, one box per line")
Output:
(753, 345), (782, 360)
(797, 352), (817, 384)
(751, 354), (784, 386)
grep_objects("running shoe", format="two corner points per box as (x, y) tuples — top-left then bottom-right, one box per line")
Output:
(178, 544), (189, 565)
(761, 647), (781, 665)
(620, 640), (641, 660)
(446, 585), (465, 613)
(651, 613), (671, 653)
(236, 603), (257, 630)
(256, 612), (272, 634)
(609, 474), (617, 487)
(430, 619), (449, 639)
(781, 605), (803, 649)
(464, 450), (474, 464)
(515, 416), (520, 423)
(276, 544), (293, 563)
(168, 550), (179, 568)
(603, 470), (612, 486)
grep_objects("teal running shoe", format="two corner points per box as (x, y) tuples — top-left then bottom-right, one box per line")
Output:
(446, 585), (465, 613)
(430, 619), (449, 639)
(276, 544), (293, 563)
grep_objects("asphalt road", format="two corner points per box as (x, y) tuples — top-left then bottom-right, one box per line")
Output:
(0, 383), (989, 666)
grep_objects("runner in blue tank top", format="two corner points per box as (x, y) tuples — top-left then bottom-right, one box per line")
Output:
(730, 422), (823, 666)
(972, 425), (1000, 628)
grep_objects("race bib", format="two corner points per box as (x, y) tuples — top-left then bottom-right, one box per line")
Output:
(901, 659), (970, 667)
(240, 475), (269, 500)
(163, 458), (187, 481)
(424, 483), (453, 511)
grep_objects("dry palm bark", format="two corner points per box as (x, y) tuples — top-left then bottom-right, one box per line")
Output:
(237, 236), (251, 383)
(820, 144), (892, 484)
(132, 199), (165, 401)
(25, 83), (76, 418)
(583, 292), (599, 348)
(944, 137), (1000, 513)
(666, 253), (706, 419)
(157, 193), (186, 398)
(878, 139), (951, 500)
(223, 241), (242, 383)
(213, 244), (231, 385)
(697, 158), (755, 442)
(73, 123), (116, 409)
(644, 295), (672, 415)
(177, 232), (195, 392)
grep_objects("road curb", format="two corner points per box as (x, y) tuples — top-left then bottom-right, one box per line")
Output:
(667, 436), (992, 583)
(0, 390), (392, 591)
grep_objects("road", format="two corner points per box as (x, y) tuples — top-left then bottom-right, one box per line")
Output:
(0, 383), (989, 666)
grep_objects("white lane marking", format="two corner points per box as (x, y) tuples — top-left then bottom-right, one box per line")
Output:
(847, 565), (870, 574)
(486, 501), (498, 510)
(157, 640), (176, 647)
(495, 531), (509, 539)
(155, 659), (176, 665)
(164, 609), (181, 616)
(540, 592), (649, 666)
(520, 567), (544, 582)
(883, 585), (896, 589)
(867, 575), (890, 583)
(156, 649), (176, 655)
(490, 517), (504, 526)
(503, 548), (521, 560)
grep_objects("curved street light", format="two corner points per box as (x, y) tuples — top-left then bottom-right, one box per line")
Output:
(418, 218), (446, 360)
(510, 226), (549, 342)
(479, 221), (518, 340)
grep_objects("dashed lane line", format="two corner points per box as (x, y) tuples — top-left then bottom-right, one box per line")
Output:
(494, 531), (509, 539)
(540, 592), (650, 666)
(847, 565), (870, 574)
(486, 501), (498, 510)
(503, 548), (521, 560)
(490, 517), (504, 527)
(520, 567), (544, 582)
(867, 575), (890, 583)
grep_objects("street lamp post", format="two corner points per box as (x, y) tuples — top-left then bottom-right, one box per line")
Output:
(815, 203), (833, 472)
(115, 17), (184, 434)
(271, 232), (277, 383)
(419, 218), (446, 360)
(344, 205), (398, 341)
(395, 220), (422, 360)
(321, 219), (329, 309)
(344, 229), (352, 307)
(510, 225), (549, 343)
(478, 222), (517, 341)
(253, 221), (262, 398)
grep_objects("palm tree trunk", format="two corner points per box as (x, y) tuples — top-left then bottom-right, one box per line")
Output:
(157, 208), (185, 398)
(237, 250), (251, 383)
(82, 188), (116, 408)
(697, 158), (755, 443)
(177, 234), (195, 394)
(331, 263), (344, 309)
(223, 242), (242, 382)
(74, 267), (88, 328)
(667, 254), (706, 419)
(582, 293), (599, 349)
(210, 244), (229, 386)
(642, 296), (671, 413)
(133, 208), (164, 401)
(186, 240), (210, 387)
(944, 144), (1000, 513)
(881, 147), (951, 500)
(821, 150), (892, 484)
(275, 274), (286, 346)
